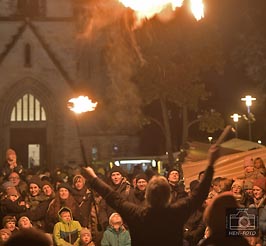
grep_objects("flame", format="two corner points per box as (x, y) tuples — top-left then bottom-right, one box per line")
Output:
(190, 0), (204, 20)
(68, 96), (98, 114)
(119, 0), (204, 23)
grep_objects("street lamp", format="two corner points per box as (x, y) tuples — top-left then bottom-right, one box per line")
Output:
(230, 113), (241, 138)
(241, 95), (256, 141)
(68, 95), (98, 166)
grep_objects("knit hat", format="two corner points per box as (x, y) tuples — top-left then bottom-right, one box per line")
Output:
(6, 186), (19, 196)
(110, 166), (125, 176)
(135, 173), (148, 183)
(243, 156), (254, 168)
(73, 174), (85, 186)
(231, 179), (243, 190)
(2, 181), (15, 190)
(0, 228), (11, 236)
(41, 180), (53, 189)
(28, 176), (42, 188)
(253, 178), (266, 191)
(57, 182), (72, 192)
(2, 216), (16, 227)
(109, 212), (122, 226)
(167, 168), (180, 178)
(243, 180), (253, 190)
(17, 216), (32, 228)
(80, 228), (91, 237)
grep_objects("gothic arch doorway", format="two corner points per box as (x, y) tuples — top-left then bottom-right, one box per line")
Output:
(9, 93), (48, 169)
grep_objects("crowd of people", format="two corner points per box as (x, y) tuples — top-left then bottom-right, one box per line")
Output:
(0, 146), (265, 246)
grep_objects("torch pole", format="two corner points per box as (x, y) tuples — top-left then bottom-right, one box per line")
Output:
(74, 115), (89, 167)
(73, 115), (102, 231)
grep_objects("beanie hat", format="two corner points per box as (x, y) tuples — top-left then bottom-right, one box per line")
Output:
(73, 174), (85, 186)
(80, 228), (91, 237)
(2, 216), (16, 227)
(110, 166), (125, 176)
(2, 181), (15, 190)
(243, 180), (253, 190)
(167, 168), (180, 179)
(28, 176), (42, 188)
(0, 228), (11, 236)
(231, 179), (243, 190)
(253, 178), (266, 191)
(41, 180), (53, 189)
(109, 212), (122, 226)
(136, 173), (148, 183)
(6, 186), (19, 196)
(243, 156), (254, 168)
(17, 216), (32, 228)
(57, 182), (72, 193)
(190, 180), (200, 192)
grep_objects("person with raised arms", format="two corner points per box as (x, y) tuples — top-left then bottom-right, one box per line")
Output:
(82, 144), (220, 246)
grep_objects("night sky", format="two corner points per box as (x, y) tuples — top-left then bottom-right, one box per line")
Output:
(138, 0), (266, 156)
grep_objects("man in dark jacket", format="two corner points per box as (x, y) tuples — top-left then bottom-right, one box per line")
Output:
(83, 145), (219, 246)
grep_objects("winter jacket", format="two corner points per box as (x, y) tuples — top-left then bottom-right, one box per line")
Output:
(53, 207), (82, 246)
(89, 165), (214, 246)
(101, 226), (131, 246)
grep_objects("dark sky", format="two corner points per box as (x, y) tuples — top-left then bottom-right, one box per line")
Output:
(138, 0), (266, 156)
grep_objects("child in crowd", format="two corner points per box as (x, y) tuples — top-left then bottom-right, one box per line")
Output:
(53, 207), (82, 246)
(18, 216), (33, 229)
(2, 216), (19, 234)
(101, 213), (131, 246)
(0, 186), (28, 217)
(0, 228), (11, 245)
(80, 228), (95, 246)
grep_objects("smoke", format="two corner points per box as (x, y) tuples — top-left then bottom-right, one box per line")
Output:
(75, 0), (144, 132)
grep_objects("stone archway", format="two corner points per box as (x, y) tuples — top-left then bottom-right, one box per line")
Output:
(0, 77), (56, 169)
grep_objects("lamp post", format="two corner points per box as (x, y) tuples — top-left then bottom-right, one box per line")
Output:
(241, 95), (256, 141)
(68, 96), (98, 166)
(230, 113), (241, 138)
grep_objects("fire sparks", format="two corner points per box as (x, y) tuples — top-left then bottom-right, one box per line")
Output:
(68, 96), (98, 114)
(119, 0), (204, 22)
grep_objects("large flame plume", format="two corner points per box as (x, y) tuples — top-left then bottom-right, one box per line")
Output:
(119, 0), (204, 23)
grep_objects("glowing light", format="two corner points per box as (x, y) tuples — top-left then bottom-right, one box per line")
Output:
(230, 113), (241, 123)
(119, 0), (204, 23)
(68, 96), (98, 114)
(190, 0), (204, 20)
(241, 95), (256, 107)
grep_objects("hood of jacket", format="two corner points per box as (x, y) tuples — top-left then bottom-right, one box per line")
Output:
(58, 206), (73, 223)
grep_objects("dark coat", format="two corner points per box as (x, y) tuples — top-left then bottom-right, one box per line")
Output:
(0, 197), (28, 219)
(89, 165), (214, 246)
(127, 188), (146, 206)
(72, 186), (93, 227)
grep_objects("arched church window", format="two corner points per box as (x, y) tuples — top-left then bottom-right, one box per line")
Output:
(24, 43), (31, 67)
(11, 93), (46, 122)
